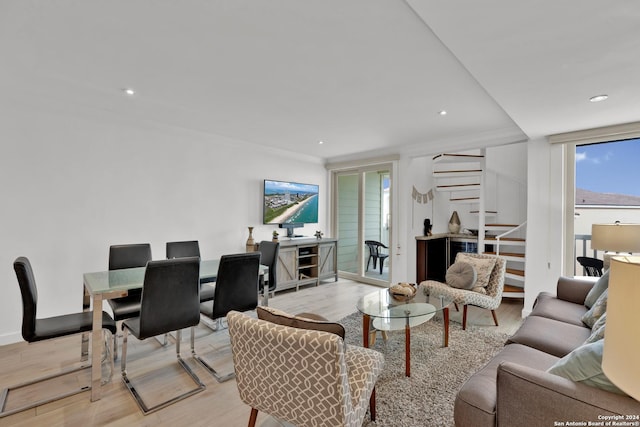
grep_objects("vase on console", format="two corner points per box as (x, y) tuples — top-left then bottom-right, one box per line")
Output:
(246, 227), (255, 252)
(448, 211), (461, 234)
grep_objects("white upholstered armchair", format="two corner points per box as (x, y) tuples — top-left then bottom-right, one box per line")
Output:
(227, 310), (384, 427)
(420, 252), (507, 330)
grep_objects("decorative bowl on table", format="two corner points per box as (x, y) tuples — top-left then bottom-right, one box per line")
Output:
(389, 282), (417, 301)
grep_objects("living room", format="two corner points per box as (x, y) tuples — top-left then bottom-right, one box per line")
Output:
(1, 1), (640, 426)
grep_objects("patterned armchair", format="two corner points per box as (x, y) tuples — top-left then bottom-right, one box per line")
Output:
(420, 252), (506, 330)
(227, 310), (385, 427)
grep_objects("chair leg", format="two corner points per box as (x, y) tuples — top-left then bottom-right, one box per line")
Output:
(370, 387), (376, 421)
(193, 326), (236, 383)
(491, 310), (499, 326)
(248, 408), (259, 427)
(379, 259), (384, 274)
(462, 305), (468, 330)
(0, 330), (113, 418)
(121, 327), (205, 415)
(454, 303), (459, 312)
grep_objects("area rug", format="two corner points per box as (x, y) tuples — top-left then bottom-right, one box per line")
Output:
(339, 312), (510, 427)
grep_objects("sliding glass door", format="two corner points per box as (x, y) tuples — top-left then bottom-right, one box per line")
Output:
(334, 165), (392, 285)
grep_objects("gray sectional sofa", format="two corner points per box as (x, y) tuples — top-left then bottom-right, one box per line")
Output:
(454, 276), (640, 426)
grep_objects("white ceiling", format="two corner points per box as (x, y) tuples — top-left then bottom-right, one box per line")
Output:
(2, 1), (639, 162)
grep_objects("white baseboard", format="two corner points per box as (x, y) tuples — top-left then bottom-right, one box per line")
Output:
(0, 331), (22, 346)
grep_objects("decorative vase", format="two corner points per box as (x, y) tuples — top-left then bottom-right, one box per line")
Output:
(448, 211), (461, 234)
(246, 227), (255, 252)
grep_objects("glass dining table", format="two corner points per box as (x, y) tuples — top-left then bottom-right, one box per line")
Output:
(82, 259), (267, 401)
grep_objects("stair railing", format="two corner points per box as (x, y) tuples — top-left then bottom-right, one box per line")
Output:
(494, 221), (527, 256)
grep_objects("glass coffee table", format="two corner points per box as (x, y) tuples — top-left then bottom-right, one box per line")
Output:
(356, 288), (452, 377)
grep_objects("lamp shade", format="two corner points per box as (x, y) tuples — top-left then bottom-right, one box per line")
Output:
(591, 223), (640, 253)
(602, 256), (640, 400)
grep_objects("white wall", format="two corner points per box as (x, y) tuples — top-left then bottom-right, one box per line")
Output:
(0, 102), (327, 345)
(523, 138), (565, 314)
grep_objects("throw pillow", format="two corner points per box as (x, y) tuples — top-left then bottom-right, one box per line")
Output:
(584, 270), (609, 308)
(256, 306), (345, 339)
(456, 253), (497, 290)
(584, 312), (607, 344)
(585, 324), (605, 344)
(581, 289), (608, 328)
(547, 340), (626, 395)
(446, 262), (477, 290)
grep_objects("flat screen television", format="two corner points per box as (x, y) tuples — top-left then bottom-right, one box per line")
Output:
(263, 180), (319, 229)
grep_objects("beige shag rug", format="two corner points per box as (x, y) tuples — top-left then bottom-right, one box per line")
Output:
(339, 311), (510, 427)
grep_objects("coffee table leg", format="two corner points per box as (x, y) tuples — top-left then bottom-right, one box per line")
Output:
(363, 314), (370, 348)
(443, 306), (449, 347)
(405, 316), (411, 377)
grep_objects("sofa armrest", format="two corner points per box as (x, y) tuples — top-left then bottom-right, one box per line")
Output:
(496, 362), (640, 426)
(556, 276), (595, 304)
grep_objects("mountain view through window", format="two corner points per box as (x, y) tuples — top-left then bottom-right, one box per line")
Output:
(576, 138), (640, 206)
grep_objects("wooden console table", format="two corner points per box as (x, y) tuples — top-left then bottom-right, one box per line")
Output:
(275, 238), (338, 292)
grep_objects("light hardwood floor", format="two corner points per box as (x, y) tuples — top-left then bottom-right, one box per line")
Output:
(0, 279), (523, 427)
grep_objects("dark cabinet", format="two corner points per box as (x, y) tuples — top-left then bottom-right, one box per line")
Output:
(416, 237), (447, 283)
(416, 236), (481, 283)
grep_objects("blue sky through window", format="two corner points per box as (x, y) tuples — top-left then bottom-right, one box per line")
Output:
(576, 138), (640, 198)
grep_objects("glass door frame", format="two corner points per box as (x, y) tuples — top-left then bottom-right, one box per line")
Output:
(331, 161), (394, 286)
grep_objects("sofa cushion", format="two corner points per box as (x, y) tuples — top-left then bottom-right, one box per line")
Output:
(446, 262), (477, 290)
(547, 340), (626, 395)
(507, 315), (591, 357)
(256, 306), (345, 339)
(581, 289), (608, 328)
(529, 292), (589, 327)
(454, 343), (559, 427)
(584, 270), (609, 308)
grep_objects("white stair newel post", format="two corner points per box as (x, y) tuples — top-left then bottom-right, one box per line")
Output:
(478, 149), (486, 254)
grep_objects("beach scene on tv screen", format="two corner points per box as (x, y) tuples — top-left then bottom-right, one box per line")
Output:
(264, 180), (319, 224)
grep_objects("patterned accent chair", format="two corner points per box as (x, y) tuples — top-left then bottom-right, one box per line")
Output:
(421, 252), (506, 330)
(227, 310), (385, 427)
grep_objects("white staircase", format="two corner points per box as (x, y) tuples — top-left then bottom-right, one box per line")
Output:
(433, 152), (526, 299)
(484, 223), (526, 298)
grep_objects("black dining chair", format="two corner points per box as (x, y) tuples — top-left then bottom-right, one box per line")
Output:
(257, 240), (279, 305)
(0, 257), (117, 418)
(577, 256), (604, 277)
(106, 243), (152, 359)
(196, 252), (261, 382)
(166, 240), (215, 303)
(365, 240), (389, 274)
(120, 257), (205, 415)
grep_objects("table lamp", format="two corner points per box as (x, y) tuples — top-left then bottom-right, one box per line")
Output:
(591, 223), (640, 269)
(602, 256), (640, 401)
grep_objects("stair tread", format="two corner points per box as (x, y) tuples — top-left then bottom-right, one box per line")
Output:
(486, 236), (526, 242)
(506, 268), (525, 276)
(470, 210), (498, 214)
(433, 153), (484, 162)
(503, 284), (525, 295)
(484, 251), (525, 258)
(486, 223), (519, 228)
(437, 183), (480, 189)
(434, 169), (483, 174)
(450, 197), (480, 201)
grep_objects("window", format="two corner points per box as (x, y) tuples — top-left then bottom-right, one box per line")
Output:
(576, 138), (640, 206)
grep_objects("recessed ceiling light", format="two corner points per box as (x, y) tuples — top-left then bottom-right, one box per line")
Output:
(589, 94), (608, 103)
(318, 140), (324, 145)
(123, 88), (136, 96)
(438, 110), (447, 116)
